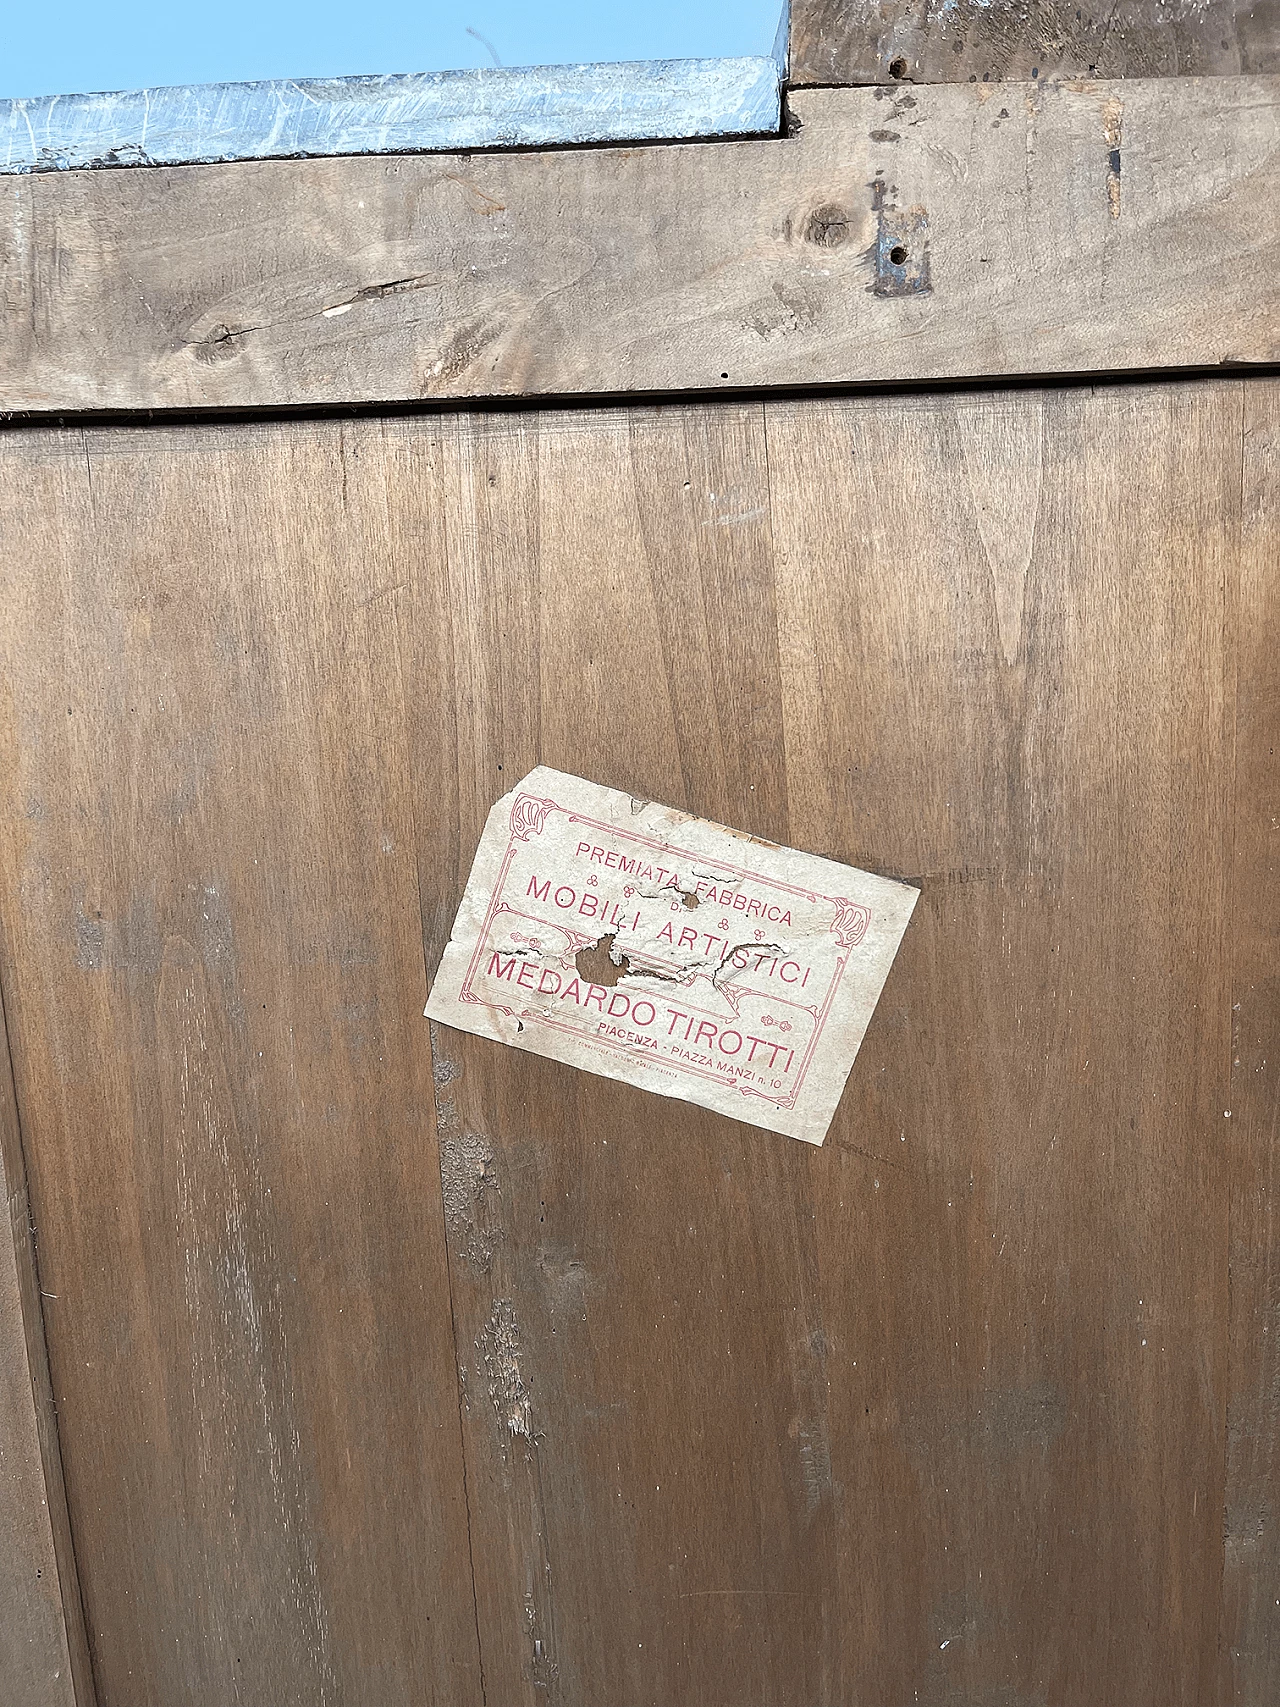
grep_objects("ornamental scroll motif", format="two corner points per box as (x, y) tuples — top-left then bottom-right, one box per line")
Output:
(510, 795), (556, 842)
(830, 899), (872, 948)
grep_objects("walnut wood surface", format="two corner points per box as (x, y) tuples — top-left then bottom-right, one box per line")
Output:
(1, 379), (1274, 1703)
(0, 423), (483, 1707)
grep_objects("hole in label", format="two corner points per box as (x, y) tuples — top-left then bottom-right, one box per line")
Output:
(889, 244), (907, 265)
(575, 933), (631, 987)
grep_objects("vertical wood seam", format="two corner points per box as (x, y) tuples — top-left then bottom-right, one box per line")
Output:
(391, 592), (490, 1707)
(0, 956), (99, 1707)
(1217, 376), (1249, 1704)
(427, 1021), (491, 1707)
(1219, 382), (1245, 1692)
(759, 397), (791, 848)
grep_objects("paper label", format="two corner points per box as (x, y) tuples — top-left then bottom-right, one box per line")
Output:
(425, 767), (918, 1144)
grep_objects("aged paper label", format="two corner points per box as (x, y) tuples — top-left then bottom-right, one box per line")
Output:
(425, 767), (918, 1144)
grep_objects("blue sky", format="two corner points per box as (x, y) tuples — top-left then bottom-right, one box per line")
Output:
(1, 2), (785, 100)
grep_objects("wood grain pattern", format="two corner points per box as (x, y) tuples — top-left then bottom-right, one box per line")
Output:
(790, 0), (1280, 87)
(0, 379), (1274, 1703)
(0, 987), (82, 1707)
(765, 382), (1239, 1705)
(0, 423), (483, 1707)
(398, 406), (829, 1702)
(1, 76), (1277, 414)
(1219, 381), (1280, 1705)
(394, 382), (1260, 1704)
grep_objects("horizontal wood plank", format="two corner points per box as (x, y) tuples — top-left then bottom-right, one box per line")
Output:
(0, 76), (1276, 413)
(789, 0), (1280, 88)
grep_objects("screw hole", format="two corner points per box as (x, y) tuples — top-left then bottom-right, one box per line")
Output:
(889, 244), (908, 265)
(889, 57), (907, 78)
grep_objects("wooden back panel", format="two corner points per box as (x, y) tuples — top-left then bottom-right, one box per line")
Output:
(1, 378), (1276, 1705)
